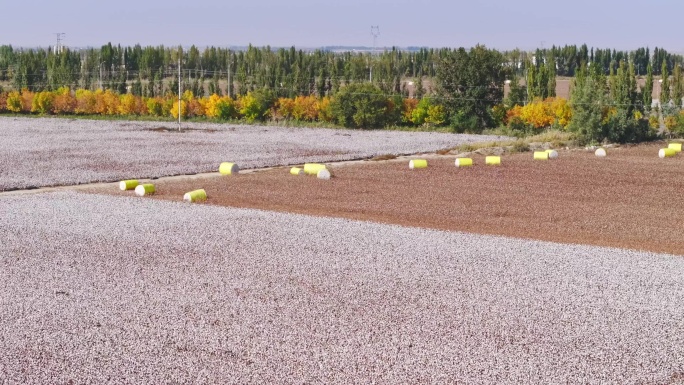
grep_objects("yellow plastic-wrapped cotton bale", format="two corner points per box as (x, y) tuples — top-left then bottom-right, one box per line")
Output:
(455, 158), (473, 167)
(659, 148), (677, 158)
(545, 149), (559, 159)
(595, 148), (607, 157)
(533, 151), (549, 160)
(317, 169), (332, 180)
(183, 189), (207, 202)
(119, 179), (139, 191)
(669, 143), (682, 153)
(134, 183), (155, 196)
(485, 156), (501, 165)
(303, 163), (327, 175)
(409, 159), (428, 169)
(290, 167), (304, 175)
(219, 162), (239, 175)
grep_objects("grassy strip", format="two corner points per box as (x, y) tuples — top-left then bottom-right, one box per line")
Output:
(436, 130), (576, 155)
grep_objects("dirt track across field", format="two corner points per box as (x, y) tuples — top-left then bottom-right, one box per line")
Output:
(93, 143), (684, 256)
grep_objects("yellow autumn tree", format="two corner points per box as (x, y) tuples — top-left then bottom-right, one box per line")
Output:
(31, 91), (55, 114)
(519, 98), (554, 129)
(549, 97), (572, 128)
(317, 97), (334, 122)
(146, 97), (165, 116)
(75, 89), (98, 114)
(118, 94), (139, 115)
(95, 90), (120, 115)
(6, 91), (22, 112)
(275, 97), (295, 120)
(170, 100), (188, 119)
(203, 94), (222, 118)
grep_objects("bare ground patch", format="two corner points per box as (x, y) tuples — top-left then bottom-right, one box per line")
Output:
(91, 142), (684, 255)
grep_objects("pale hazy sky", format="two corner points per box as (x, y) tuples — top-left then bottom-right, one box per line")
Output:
(3, 0), (683, 51)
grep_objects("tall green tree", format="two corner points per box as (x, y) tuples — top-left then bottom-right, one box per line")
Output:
(546, 54), (557, 97)
(643, 63), (653, 111)
(570, 63), (649, 143)
(661, 61), (671, 105)
(568, 65), (606, 142)
(672, 63), (682, 108)
(505, 76), (526, 107)
(435, 45), (507, 131)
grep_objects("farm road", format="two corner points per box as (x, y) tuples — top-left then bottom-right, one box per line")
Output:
(0, 117), (507, 191)
(1, 191), (683, 383)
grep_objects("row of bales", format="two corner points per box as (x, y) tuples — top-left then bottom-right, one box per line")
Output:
(116, 142), (683, 201)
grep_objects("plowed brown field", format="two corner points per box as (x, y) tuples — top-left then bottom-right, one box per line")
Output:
(95, 143), (684, 255)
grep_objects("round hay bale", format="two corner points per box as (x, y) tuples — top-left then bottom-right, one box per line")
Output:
(659, 148), (676, 158)
(534, 151), (549, 160)
(303, 163), (327, 175)
(183, 189), (207, 202)
(317, 169), (332, 180)
(485, 156), (501, 165)
(546, 149), (559, 159)
(219, 162), (239, 175)
(595, 148), (607, 157)
(409, 159), (428, 169)
(290, 167), (304, 175)
(134, 183), (155, 196)
(119, 179), (139, 191)
(455, 158), (473, 167)
(668, 143), (682, 153)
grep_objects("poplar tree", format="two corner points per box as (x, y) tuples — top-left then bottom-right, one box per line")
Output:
(643, 63), (653, 111)
(661, 61), (670, 105)
(546, 53), (556, 97)
(672, 63), (682, 108)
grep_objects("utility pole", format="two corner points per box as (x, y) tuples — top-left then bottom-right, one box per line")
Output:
(370, 26), (380, 82)
(368, 25), (380, 83)
(178, 55), (182, 131)
(227, 51), (231, 98)
(54, 33), (65, 54)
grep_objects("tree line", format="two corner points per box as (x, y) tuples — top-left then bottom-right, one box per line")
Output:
(1, 43), (682, 96)
(3, 43), (684, 143)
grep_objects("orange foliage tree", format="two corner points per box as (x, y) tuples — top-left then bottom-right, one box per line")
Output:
(53, 88), (77, 114)
(292, 95), (318, 121)
(0, 92), (7, 112)
(20, 89), (35, 112)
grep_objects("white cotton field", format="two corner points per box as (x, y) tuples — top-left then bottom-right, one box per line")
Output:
(0, 117), (508, 191)
(1, 191), (683, 384)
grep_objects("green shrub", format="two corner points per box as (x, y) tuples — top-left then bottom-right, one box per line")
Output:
(450, 111), (481, 133)
(215, 98), (236, 120)
(331, 83), (389, 129)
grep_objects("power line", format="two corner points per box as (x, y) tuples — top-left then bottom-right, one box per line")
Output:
(54, 33), (65, 54)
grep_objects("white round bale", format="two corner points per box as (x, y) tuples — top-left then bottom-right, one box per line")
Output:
(317, 169), (332, 180)
(595, 148), (607, 157)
